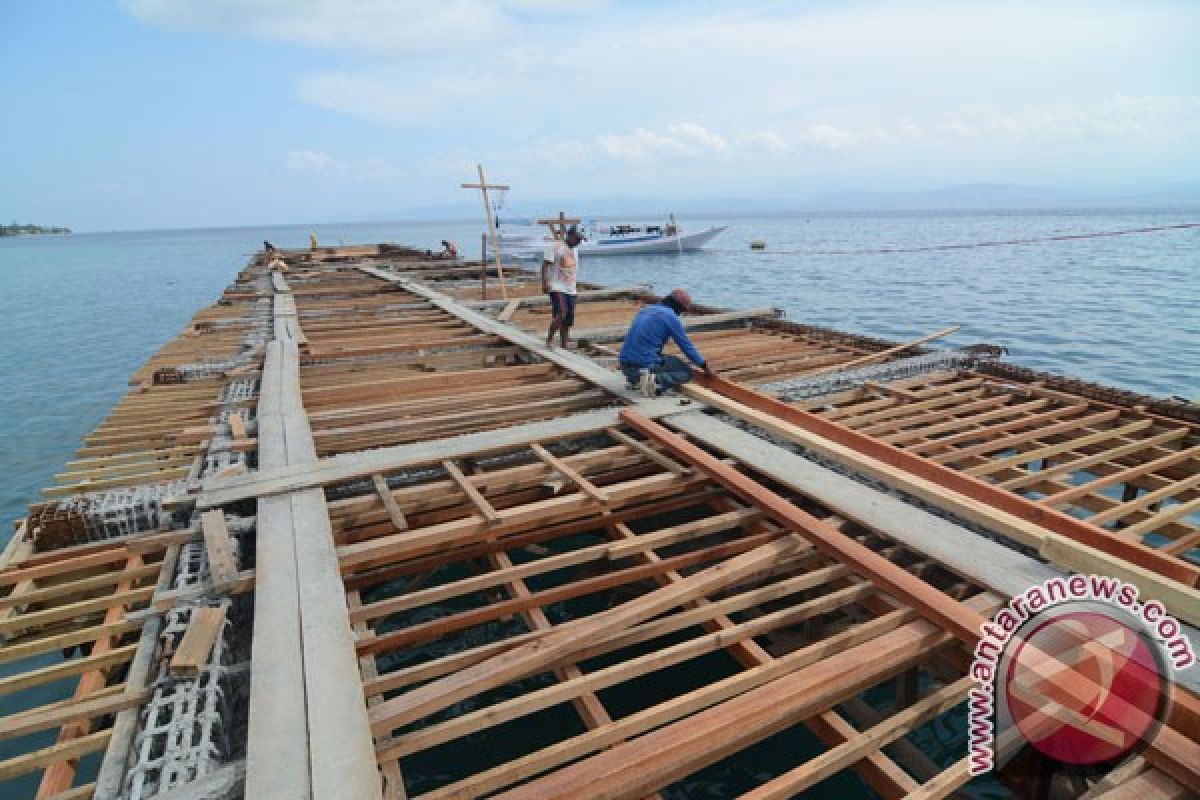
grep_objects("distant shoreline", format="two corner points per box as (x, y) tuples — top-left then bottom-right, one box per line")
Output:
(1, 224), (71, 238)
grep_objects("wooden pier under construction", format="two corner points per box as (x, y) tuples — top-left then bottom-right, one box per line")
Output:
(1, 243), (1198, 800)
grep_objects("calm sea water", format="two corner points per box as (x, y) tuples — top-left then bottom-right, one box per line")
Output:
(3, 209), (1196, 540)
(0, 210), (1196, 797)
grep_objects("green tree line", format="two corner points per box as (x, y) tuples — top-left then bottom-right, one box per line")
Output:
(1, 221), (71, 237)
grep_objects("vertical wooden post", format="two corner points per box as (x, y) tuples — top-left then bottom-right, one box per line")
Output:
(461, 164), (509, 300)
(480, 232), (489, 300)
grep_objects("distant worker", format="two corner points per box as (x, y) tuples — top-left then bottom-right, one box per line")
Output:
(309, 232), (319, 250)
(440, 240), (459, 259)
(618, 288), (713, 396)
(542, 225), (582, 348)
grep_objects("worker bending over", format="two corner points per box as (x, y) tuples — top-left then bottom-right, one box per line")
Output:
(619, 288), (713, 396)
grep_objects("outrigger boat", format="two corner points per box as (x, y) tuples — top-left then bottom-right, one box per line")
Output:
(495, 214), (726, 260)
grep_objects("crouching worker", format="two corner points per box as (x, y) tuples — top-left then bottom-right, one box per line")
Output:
(619, 288), (713, 396)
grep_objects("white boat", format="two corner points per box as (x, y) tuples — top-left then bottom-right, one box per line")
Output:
(493, 215), (726, 260)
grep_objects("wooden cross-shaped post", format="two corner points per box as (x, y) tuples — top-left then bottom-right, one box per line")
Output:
(537, 212), (582, 242)
(461, 164), (510, 300)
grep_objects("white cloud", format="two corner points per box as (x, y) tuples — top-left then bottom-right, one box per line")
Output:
(121, 0), (600, 53)
(122, 1), (1200, 193)
(287, 148), (339, 172)
(597, 123), (728, 160)
(741, 130), (791, 154)
(798, 124), (853, 151)
(285, 148), (403, 182)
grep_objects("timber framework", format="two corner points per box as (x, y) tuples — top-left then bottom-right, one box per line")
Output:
(1, 242), (1198, 800)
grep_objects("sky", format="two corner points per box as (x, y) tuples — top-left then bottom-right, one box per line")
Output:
(1, 0), (1199, 231)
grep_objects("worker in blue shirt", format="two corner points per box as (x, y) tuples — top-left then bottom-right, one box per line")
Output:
(618, 288), (713, 396)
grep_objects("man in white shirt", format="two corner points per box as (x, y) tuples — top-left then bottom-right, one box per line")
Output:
(541, 226), (582, 348)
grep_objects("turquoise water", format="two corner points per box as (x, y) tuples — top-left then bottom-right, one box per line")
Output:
(0, 210), (1195, 797)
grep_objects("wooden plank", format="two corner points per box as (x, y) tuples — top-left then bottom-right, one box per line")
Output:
(0, 549), (136, 587)
(0, 729), (111, 780)
(290, 488), (382, 800)
(133, 761), (246, 800)
(473, 286), (641, 311)
(489, 608), (966, 799)
(683, 378), (1199, 587)
(0, 585), (155, 637)
(169, 606), (227, 678)
(626, 408), (1200, 790)
(1040, 535), (1200, 631)
(0, 620), (142, 666)
(1088, 473), (1200, 527)
(739, 677), (972, 800)
(93, 547), (180, 800)
(366, 534), (806, 735)
(1039, 443), (1200, 508)
(371, 474), (409, 531)
(200, 509), (238, 588)
(442, 459), (502, 524)
(419, 611), (915, 800)
(379, 581), (872, 760)
(198, 399), (686, 508)
(1089, 768), (1191, 800)
(902, 758), (974, 800)
(0, 643), (137, 696)
(229, 414), (248, 439)
(605, 427), (689, 475)
(604, 507), (761, 561)
(965, 417), (1155, 478)
(1118, 494), (1200, 538)
(664, 412), (1066, 600)
(574, 307), (781, 343)
(0, 562), (159, 610)
(497, 298), (522, 321)
(245, 493), (310, 800)
(356, 265), (634, 395)
(999, 426), (1190, 491)
(0, 689), (151, 741)
(624, 408), (986, 644)
(531, 443), (610, 504)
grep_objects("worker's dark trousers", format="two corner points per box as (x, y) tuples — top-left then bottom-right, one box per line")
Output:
(621, 356), (693, 394)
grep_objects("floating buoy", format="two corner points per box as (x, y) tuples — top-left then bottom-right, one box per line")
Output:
(750, 240), (766, 250)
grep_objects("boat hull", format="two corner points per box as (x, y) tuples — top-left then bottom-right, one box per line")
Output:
(580, 225), (727, 256)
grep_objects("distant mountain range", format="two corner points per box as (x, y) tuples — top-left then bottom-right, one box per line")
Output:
(385, 182), (1200, 221)
(805, 182), (1200, 211)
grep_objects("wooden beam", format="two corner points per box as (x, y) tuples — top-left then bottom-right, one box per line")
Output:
(622, 408), (1200, 791)
(683, 376), (1199, 588)
(199, 399), (686, 508)
(531, 443), (610, 504)
(0, 689), (151, 741)
(169, 606), (227, 678)
(371, 474), (409, 532)
(442, 459), (502, 524)
(575, 308), (781, 343)
(366, 534), (806, 735)
(200, 509), (238, 588)
(498, 298), (522, 321)
(739, 677), (973, 800)
(489, 607), (965, 800)
(605, 427), (689, 476)
(0, 730), (112, 781)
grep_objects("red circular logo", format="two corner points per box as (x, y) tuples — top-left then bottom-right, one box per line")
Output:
(1004, 610), (1166, 765)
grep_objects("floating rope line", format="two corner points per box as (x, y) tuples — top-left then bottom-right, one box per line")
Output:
(706, 221), (1200, 256)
